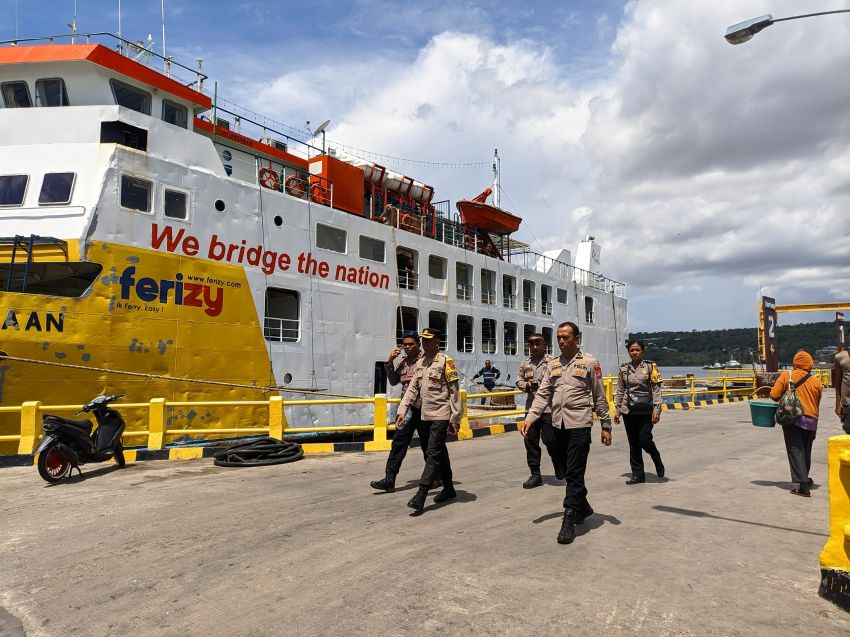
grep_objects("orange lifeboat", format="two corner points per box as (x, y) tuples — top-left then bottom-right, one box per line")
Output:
(456, 188), (522, 234)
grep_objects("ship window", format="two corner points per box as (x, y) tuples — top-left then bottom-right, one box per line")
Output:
(457, 315), (474, 353)
(523, 325), (536, 356)
(161, 99), (188, 128)
(395, 306), (418, 344)
(110, 79), (151, 115)
(502, 274), (516, 309)
(456, 263), (473, 301)
(428, 310), (448, 351)
(1, 81), (32, 108)
(316, 223), (346, 253)
(35, 78), (69, 106)
(163, 188), (188, 220)
(100, 121), (148, 151)
(120, 175), (152, 212)
(38, 172), (75, 205)
(585, 296), (595, 324)
(542, 327), (553, 355)
(396, 247), (417, 290)
(359, 235), (385, 262)
(557, 288), (568, 304)
(522, 280), (536, 312)
(0, 175), (28, 206)
(482, 318), (497, 355)
(541, 285), (553, 315)
(428, 255), (447, 296)
(481, 269), (496, 305)
(0, 262), (102, 297)
(504, 322), (518, 356)
(264, 288), (300, 342)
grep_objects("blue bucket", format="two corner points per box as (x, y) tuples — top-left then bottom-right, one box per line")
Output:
(750, 400), (777, 427)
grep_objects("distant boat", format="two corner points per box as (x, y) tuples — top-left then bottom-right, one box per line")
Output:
(724, 358), (742, 369)
(702, 361), (723, 370)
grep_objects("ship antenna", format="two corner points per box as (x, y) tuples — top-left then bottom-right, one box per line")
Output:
(492, 148), (501, 208)
(161, 0), (167, 72)
(69, 0), (77, 44)
(117, 0), (123, 54)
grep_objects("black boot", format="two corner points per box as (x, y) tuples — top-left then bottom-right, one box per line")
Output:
(575, 504), (594, 525)
(523, 473), (543, 489)
(432, 479), (443, 490)
(557, 509), (577, 544)
(626, 475), (645, 485)
(433, 486), (457, 503)
(370, 472), (396, 493)
(654, 458), (665, 478)
(407, 487), (428, 512)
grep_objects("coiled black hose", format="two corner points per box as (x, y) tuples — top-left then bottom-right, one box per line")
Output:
(213, 437), (303, 467)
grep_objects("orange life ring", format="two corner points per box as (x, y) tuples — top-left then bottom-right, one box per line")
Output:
(310, 183), (329, 205)
(258, 168), (279, 191)
(284, 175), (306, 198)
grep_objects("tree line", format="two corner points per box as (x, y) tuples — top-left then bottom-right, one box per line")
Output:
(629, 321), (840, 366)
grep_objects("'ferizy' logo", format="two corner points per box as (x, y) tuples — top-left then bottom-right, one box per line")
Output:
(119, 266), (223, 317)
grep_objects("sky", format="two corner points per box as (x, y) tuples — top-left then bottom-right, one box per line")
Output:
(3, 0), (849, 332)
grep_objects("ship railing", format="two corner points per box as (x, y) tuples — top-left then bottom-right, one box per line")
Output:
(482, 339), (497, 355)
(504, 248), (627, 298)
(481, 289), (496, 305)
(456, 283), (473, 301)
(398, 271), (418, 290)
(503, 293), (517, 309)
(523, 298), (536, 312)
(6, 371), (823, 457)
(0, 32), (207, 91)
(541, 301), (553, 316)
(505, 340), (518, 356)
(459, 336), (475, 353)
(263, 317), (300, 342)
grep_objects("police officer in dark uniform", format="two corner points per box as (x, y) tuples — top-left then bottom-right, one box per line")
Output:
(516, 333), (560, 488)
(614, 339), (664, 484)
(397, 328), (462, 513)
(521, 321), (612, 545)
(370, 330), (433, 493)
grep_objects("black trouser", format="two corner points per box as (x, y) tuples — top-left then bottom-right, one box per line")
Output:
(841, 406), (850, 435)
(385, 407), (428, 476)
(781, 424), (816, 484)
(524, 413), (558, 475)
(623, 413), (662, 479)
(418, 420), (453, 488)
(479, 384), (495, 405)
(550, 426), (592, 512)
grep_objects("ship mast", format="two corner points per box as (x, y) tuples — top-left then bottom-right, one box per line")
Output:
(492, 148), (500, 208)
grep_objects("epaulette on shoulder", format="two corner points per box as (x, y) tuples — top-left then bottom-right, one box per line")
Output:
(644, 359), (656, 365)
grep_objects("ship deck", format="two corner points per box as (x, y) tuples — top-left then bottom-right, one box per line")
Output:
(1, 398), (848, 636)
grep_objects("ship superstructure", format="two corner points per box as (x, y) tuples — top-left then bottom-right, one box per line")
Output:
(0, 34), (627, 445)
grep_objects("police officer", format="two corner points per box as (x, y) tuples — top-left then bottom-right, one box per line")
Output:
(834, 331), (850, 434)
(397, 328), (461, 513)
(516, 333), (560, 488)
(370, 330), (434, 493)
(614, 339), (664, 484)
(520, 321), (612, 545)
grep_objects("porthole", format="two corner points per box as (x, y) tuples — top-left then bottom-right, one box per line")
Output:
(273, 215), (283, 227)
(283, 373), (293, 384)
(214, 199), (225, 212)
(222, 150), (232, 161)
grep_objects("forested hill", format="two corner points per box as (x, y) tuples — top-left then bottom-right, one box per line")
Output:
(628, 321), (839, 366)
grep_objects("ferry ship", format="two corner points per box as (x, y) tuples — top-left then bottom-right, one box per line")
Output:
(0, 33), (628, 449)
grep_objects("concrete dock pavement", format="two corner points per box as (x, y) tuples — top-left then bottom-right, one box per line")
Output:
(1, 400), (849, 636)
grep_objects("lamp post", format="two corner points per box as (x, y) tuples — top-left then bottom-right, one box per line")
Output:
(725, 9), (850, 44)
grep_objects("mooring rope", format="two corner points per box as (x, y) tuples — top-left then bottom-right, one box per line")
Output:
(0, 352), (369, 400)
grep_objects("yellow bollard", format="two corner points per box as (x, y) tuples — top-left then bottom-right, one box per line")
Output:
(365, 393), (391, 451)
(604, 377), (615, 415)
(19, 401), (42, 454)
(268, 395), (287, 440)
(147, 398), (166, 450)
(458, 389), (473, 440)
(818, 434), (850, 611)
(690, 376), (696, 403)
(721, 377), (728, 401)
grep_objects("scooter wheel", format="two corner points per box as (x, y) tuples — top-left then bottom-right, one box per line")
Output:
(37, 446), (71, 483)
(114, 441), (126, 468)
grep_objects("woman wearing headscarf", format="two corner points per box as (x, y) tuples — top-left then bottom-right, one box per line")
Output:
(769, 350), (823, 497)
(614, 340), (664, 484)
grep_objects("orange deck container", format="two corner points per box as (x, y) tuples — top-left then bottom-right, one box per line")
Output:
(308, 155), (366, 216)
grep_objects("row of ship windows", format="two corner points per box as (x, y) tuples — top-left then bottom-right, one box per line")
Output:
(0, 173), (77, 207)
(1, 78), (188, 128)
(263, 287), (570, 354)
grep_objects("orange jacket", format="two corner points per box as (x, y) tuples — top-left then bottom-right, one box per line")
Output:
(769, 351), (822, 419)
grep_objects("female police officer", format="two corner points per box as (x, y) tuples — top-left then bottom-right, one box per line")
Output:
(614, 339), (664, 484)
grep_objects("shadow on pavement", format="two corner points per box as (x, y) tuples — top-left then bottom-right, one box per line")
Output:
(751, 479), (820, 491)
(409, 489), (477, 516)
(531, 511), (621, 534)
(43, 463), (128, 487)
(653, 505), (828, 537)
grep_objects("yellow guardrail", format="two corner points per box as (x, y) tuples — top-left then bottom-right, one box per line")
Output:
(818, 434), (850, 610)
(0, 369), (833, 456)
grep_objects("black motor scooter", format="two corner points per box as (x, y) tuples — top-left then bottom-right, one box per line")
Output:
(34, 394), (127, 483)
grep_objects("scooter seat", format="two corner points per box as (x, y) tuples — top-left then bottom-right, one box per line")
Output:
(43, 415), (93, 433)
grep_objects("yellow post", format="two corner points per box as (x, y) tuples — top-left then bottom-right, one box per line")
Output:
(721, 377), (728, 401)
(148, 398), (166, 450)
(365, 393), (391, 451)
(604, 377), (615, 415)
(458, 389), (473, 440)
(268, 395), (287, 440)
(818, 435), (850, 611)
(19, 401), (42, 454)
(690, 376), (696, 403)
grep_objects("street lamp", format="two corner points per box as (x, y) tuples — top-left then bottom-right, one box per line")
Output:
(725, 9), (850, 44)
